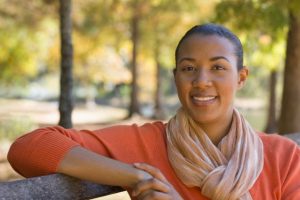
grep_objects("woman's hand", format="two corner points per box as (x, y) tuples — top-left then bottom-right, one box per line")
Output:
(132, 163), (183, 200)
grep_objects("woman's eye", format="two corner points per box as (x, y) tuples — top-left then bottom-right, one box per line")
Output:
(182, 66), (196, 72)
(212, 65), (225, 70)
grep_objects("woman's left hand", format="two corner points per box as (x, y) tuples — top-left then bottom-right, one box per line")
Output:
(132, 163), (183, 200)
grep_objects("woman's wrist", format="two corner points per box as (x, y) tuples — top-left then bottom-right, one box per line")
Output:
(131, 167), (153, 188)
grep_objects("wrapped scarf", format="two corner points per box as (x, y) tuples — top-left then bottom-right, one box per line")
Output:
(166, 108), (264, 200)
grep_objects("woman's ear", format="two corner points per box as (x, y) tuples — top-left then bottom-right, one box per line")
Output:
(238, 67), (248, 89)
(173, 67), (177, 77)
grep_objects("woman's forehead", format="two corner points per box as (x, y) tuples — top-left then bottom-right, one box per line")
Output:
(177, 34), (236, 58)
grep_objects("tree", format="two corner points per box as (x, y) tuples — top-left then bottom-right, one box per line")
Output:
(153, 35), (165, 119)
(128, 0), (142, 117)
(279, 6), (300, 134)
(265, 70), (278, 133)
(58, 0), (74, 128)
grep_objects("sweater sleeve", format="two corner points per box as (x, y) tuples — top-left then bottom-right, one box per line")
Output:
(281, 141), (300, 200)
(7, 122), (166, 178)
(7, 126), (81, 177)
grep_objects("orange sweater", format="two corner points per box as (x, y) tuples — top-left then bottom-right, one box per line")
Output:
(8, 122), (300, 200)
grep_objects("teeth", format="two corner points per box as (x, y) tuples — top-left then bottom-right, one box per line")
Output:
(193, 96), (215, 101)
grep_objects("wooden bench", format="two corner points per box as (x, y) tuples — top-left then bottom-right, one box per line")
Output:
(0, 174), (123, 200)
(1, 133), (299, 199)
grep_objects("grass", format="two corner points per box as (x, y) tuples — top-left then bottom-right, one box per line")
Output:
(240, 109), (267, 131)
(0, 117), (37, 141)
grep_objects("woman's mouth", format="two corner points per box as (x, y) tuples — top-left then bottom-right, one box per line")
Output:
(191, 96), (217, 106)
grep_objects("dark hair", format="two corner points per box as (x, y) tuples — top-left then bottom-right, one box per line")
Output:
(175, 23), (244, 70)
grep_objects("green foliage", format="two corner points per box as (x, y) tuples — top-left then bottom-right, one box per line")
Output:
(240, 108), (267, 131)
(0, 117), (37, 141)
(214, 0), (288, 72)
(289, 0), (300, 16)
(0, 28), (37, 85)
(0, 0), (57, 87)
(0, 0), (57, 29)
(0, 18), (59, 86)
(251, 35), (285, 71)
(215, 0), (288, 36)
(2, 0), (286, 102)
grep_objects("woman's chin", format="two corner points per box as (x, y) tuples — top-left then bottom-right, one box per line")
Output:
(189, 112), (217, 125)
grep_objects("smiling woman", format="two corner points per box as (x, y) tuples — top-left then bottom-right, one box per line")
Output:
(7, 24), (300, 200)
(174, 34), (248, 144)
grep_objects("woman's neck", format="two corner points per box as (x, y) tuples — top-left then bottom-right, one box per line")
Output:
(199, 112), (234, 146)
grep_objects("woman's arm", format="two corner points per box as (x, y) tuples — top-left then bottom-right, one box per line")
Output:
(8, 126), (152, 188)
(57, 146), (152, 188)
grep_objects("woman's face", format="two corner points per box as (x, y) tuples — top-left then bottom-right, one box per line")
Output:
(174, 34), (247, 125)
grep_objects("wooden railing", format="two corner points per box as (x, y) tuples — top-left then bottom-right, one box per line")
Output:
(0, 174), (123, 200)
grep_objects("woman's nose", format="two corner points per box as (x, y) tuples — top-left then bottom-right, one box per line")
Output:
(192, 69), (212, 88)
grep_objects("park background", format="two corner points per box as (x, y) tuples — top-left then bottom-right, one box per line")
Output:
(1, 0), (300, 199)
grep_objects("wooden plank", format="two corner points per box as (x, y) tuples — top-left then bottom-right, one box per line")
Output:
(0, 174), (123, 200)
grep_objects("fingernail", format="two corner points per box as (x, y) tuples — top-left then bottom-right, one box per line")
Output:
(132, 191), (136, 196)
(133, 163), (140, 167)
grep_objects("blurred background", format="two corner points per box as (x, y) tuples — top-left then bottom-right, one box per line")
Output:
(1, 0), (300, 199)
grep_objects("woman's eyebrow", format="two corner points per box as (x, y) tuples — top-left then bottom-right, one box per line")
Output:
(178, 56), (230, 64)
(178, 57), (195, 64)
(210, 56), (230, 62)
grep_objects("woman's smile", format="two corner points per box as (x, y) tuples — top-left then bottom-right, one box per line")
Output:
(191, 95), (217, 106)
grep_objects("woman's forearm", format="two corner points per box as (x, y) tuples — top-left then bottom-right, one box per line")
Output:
(57, 146), (151, 188)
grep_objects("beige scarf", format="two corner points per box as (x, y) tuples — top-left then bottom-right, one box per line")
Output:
(166, 108), (264, 200)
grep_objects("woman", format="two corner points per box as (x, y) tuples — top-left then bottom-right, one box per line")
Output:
(8, 24), (300, 200)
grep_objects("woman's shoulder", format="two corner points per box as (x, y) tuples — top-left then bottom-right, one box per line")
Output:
(257, 132), (299, 163)
(95, 121), (166, 134)
(91, 121), (167, 142)
(258, 132), (298, 149)
(256, 132), (300, 198)
(251, 133), (300, 198)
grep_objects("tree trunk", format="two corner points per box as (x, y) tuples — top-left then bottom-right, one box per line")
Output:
(279, 12), (300, 134)
(128, 10), (140, 117)
(58, 0), (74, 128)
(265, 70), (277, 133)
(152, 43), (165, 119)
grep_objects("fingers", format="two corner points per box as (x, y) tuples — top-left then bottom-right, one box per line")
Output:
(132, 177), (169, 197)
(134, 163), (167, 182)
(132, 163), (183, 200)
(136, 190), (171, 200)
